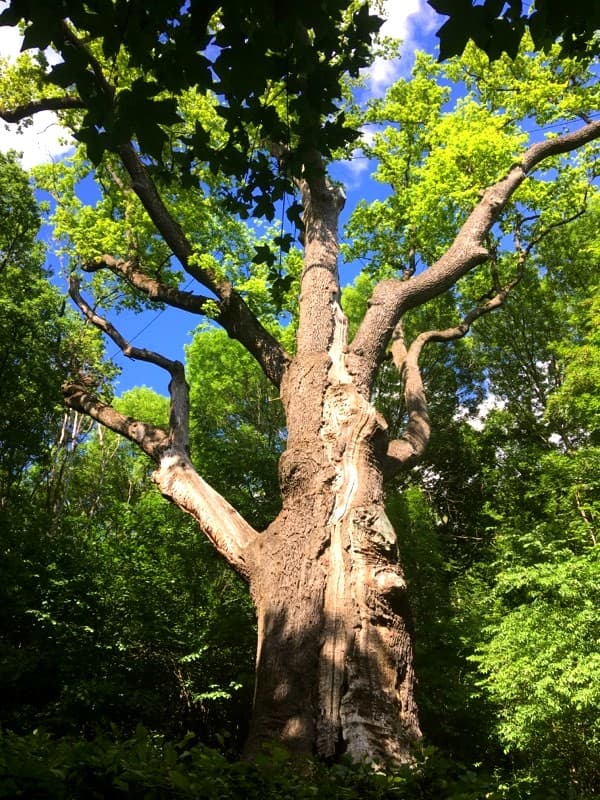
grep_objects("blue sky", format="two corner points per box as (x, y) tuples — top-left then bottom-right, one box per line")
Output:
(0, 1), (442, 396)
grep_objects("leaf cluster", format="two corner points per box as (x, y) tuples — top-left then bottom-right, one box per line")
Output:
(431, 0), (600, 62)
(1, 0), (382, 221)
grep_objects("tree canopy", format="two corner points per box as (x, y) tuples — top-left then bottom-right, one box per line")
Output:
(432, 0), (600, 61)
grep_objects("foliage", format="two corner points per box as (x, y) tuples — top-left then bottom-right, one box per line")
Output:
(0, 384), (256, 747)
(407, 207), (600, 796)
(430, 0), (600, 61)
(0, 726), (507, 800)
(0, 0), (381, 227)
(0, 151), (110, 498)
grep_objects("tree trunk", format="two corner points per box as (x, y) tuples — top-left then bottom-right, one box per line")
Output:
(244, 352), (420, 765)
(238, 172), (421, 765)
(64, 164), (422, 767)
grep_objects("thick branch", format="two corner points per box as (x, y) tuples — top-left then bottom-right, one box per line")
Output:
(61, 383), (258, 579)
(383, 279), (521, 479)
(0, 95), (84, 123)
(65, 280), (259, 578)
(116, 145), (290, 385)
(351, 118), (600, 385)
(152, 452), (258, 581)
(83, 255), (213, 313)
(62, 383), (169, 459)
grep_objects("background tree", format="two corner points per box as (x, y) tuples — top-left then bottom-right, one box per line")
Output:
(1, 0), (599, 769)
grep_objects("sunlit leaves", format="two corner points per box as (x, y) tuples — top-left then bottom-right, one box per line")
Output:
(345, 45), (597, 287)
(186, 326), (286, 529)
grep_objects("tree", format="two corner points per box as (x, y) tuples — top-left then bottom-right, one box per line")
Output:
(1, 1), (598, 765)
(461, 207), (600, 795)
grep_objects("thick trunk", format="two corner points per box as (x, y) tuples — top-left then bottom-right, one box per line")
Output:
(244, 349), (421, 764)
(241, 172), (420, 765)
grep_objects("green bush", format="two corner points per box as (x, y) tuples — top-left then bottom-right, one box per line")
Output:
(0, 727), (514, 800)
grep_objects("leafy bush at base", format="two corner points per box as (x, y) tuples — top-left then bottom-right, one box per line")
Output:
(0, 727), (536, 800)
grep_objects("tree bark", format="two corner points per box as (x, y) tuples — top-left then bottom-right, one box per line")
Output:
(242, 174), (421, 764)
(244, 351), (421, 764)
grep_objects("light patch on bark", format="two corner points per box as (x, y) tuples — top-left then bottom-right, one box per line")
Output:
(317, 296), (384, 756)
(153, 448), (256, 579)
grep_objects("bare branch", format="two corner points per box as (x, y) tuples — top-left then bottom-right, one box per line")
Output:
(61, 380), (258, 581)
(152, 451), (258, 581)
(350, 118), (600, 387)
(69, 274), (184, 375)
(383, 269), (525, 479)
(62, 383), (169, 459)
(64, 277), (259, 577)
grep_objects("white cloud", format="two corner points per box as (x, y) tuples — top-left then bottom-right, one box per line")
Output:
(0, 20), (74, 169)
(368, 0), (440, 94)
(379, 0), (423, 39)
(455, 394), (507, 431)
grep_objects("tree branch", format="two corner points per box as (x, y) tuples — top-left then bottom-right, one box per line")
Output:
(350, 118), (600, 387)
(0, 18), (291, 388)
(65, 277), (259, 578)
(0, 96), (84, 123)
(61, 382), (258, 580)
(69, 274), (184, 374)
(115, 144), (291, 385)
(383, 271), (524, 479)
(62, 383), (170, 458)
(83, 255), (213, 313)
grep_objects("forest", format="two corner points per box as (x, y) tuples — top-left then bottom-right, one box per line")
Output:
(0, 0), (599, 797)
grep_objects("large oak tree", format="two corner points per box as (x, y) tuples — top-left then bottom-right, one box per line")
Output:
(1, 0), (599, 765)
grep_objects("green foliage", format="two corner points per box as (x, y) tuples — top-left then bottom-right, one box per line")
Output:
(1, 0), (381, 212)
(186, 326), (286, 529)
(1, 382), (256, 746)
(0, 151), (111, 496)
(430, 0), (600, 61)
(419, 207), (600, 796)
(0, 727), (507, 800)
(344, 45), (598, 289)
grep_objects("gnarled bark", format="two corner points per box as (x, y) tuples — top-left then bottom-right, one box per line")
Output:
(242, 172), (421, 764)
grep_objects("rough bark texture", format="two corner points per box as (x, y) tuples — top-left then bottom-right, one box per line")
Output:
(241, 175), (421, 763)
(244, 349), (421, 764)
